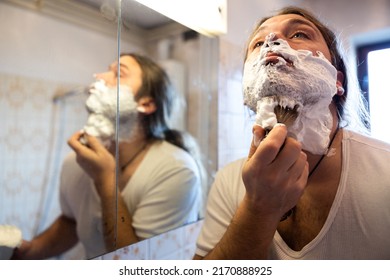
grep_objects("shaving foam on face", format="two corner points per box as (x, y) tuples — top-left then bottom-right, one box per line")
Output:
(82, 80), (139, 146)
(243, 33), (337, 154)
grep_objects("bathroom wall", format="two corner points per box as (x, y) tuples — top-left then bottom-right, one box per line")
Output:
(95, 220), (203, 260)
(217, 39), (253, 169)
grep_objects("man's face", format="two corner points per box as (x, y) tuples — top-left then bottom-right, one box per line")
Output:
(82, 55), (144, 146)
(94, 55), (143, 96)
(83, 80), (139, 146)
(243, 14), (339, 154)
(94, 55), (156, 115)
(246, 14), (332, 64)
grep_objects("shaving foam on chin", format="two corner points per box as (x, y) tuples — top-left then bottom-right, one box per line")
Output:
(243, 33), (338, 154)
(81, 80), (139, 147)
(256, 96), (302, 131)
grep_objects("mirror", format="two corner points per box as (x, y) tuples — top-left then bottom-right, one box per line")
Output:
(113, 0), (218, 254)
(0, 0), (219, 259)
(0, 0), (121, 259)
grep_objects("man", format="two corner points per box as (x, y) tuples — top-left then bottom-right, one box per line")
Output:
(194, 6), (390, 259)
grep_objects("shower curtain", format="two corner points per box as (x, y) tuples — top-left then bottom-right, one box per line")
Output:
(0, 72), (88, 258)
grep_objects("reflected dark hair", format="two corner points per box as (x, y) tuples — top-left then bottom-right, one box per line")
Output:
(245, 6), (370, 133)
(120, 53), (189, 151)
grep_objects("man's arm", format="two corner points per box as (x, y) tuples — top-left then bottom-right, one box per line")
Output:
(12, 215), (78, 259)
(95, 176), (139, 251)
(67, 132), (139, 251)
(194, 196), (281, 259)
(194, 124), (308, 259)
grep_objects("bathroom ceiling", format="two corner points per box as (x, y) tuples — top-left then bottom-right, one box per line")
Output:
(78, 0), (173, 29)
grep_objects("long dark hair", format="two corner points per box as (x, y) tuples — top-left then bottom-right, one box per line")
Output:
(123, 53), (208, 201)
(245, 6), (370, 133)
(121, 52), (190, 151)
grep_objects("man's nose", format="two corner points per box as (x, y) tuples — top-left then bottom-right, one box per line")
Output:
(263, 32), (282, 48)
(94, 71), (116, 86)
(264, 41), (281, 48)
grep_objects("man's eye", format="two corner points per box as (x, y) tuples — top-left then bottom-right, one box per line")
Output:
(254, 41), (264, 48)
(292, 32), (309, 39)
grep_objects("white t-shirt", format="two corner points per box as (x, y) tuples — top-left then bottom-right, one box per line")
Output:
(60, 140), (202, 259)
(196, 130), (390, 259)
(121, 140), (201, 239)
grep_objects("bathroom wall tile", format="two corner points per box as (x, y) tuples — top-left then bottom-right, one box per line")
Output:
(100, 238), (149, 260)
(219, 79), (245, 114)
(98, 220), (204, 260)
(183, 220), (203, 246)
(149, 227), (184, 259)
(182, 244), (197, 260)
(218, 111), (253, 168)
(218, 38), (255, 170)
(158, 248), (183, 260)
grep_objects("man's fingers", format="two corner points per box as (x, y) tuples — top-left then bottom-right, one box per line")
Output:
(68, 132), (102, 156)
(251, 123), (288, 165)
(248, 125), (266, 159)
(67, 131), (84, 151)
(82, 134), (102, 151)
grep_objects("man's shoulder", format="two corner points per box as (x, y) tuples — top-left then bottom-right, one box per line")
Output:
(62, 151), (80, 171)
(222, 157), (247, 168)
(145, 141), (199, 176)
(152, 141), (197, 165)
(216, 158), (247, 178)
(345, 130), (390, 153)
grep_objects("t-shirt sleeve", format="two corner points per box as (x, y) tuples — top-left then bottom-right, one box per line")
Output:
(130, 155), (202, 239)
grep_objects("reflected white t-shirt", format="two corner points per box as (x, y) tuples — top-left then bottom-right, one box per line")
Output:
(196, 130), (390, 259)
(60, 140), (201, 259)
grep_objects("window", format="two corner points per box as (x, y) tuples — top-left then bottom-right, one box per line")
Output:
(356, 40), (390, 143)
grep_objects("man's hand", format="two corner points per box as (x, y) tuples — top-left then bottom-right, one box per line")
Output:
(67, 131), (116, 195)
(242, 123), (309, 220)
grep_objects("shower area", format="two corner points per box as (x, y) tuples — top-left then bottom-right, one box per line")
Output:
(0, 73), (88, 241)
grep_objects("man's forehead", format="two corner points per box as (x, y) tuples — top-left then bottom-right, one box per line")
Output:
(109, 59), (132, 73)
(257, 14), (318, 34)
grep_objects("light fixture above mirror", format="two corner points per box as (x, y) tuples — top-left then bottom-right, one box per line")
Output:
(134, 0), (227, 37)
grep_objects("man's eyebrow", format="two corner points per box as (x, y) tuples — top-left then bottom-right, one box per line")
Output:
(286, 18), (319, 32)
(119, 63), (130, 70)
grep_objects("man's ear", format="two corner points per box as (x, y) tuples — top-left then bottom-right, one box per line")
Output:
(137, 96), (157, 115)
(336, 71), (345, 96)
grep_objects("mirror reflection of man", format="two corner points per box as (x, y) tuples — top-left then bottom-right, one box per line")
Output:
(13, 53), (204, 259)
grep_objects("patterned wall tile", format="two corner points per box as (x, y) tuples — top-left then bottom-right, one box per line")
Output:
(99, 221), (204, 260)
